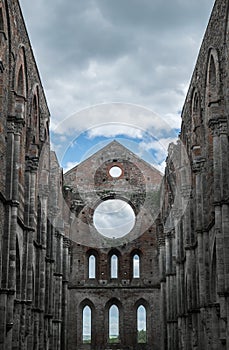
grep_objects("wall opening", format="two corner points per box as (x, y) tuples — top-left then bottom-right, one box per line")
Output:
(109, 305), (120, 343)
(93, 199), (135, 238)
(83, 306), (92, 344)
(109, 166), (122, 178)
(137, 305), (147, 343)
(17, 66), (24, 96)
(111, 254), (118, 278)
(133, 254), (140, 278)
(89, 254), (96, 279)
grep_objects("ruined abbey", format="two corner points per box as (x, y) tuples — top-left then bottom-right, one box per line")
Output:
(0, 0), (229, 349)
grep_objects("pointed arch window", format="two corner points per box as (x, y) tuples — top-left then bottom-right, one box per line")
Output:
(17, 66), (25, 96)
(83, 305), (92, 344)
(111, 254), (118, 278)
(209, 55), (216, 87)
(89, 254), (96, 279)
(109, 305), (119, 343)
(207, 51), (219, 105)
(137, 305), (147, 343)
(133, 254), (140, 278)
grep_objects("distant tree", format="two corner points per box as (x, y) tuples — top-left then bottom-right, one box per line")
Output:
(138, 329), (146, 343)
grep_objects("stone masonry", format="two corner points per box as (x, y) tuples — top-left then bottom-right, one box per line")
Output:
(0, 0), (229, 349)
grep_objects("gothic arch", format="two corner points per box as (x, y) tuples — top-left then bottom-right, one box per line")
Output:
(105, 298), (123, 344)
(134, 299), (150, 344)
(190, 88), (203, 156)
(26, 85), (40, 147)
(206, 48), (220, 107)
(86, 249), (99, 279)
(79, 299), (96, 345)
(130, 249), (142, 279)
(14, 46), (28, 98)
(108, 249), (121, 279)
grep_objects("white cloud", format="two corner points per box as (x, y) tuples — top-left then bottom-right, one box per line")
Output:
(63, 161), (79, 173)
(94, 199), (135, 238)
(19, 0), (214, 168)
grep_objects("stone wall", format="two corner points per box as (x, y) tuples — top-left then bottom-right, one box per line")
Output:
(0, 1), (70, 349)
(64, 140), (163, 349)
(159, 0), (229, 349)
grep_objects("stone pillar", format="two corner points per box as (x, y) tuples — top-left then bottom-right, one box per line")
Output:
(192, 157), (206, 350)
(39, 189), (48, 350)
(209, 117), (229, 348)
(165, 226), (178, 350)
(0, 120), (15, 349)
(158, 223), (167, 350)
(61, 237), (70, 350)
(52, 231), (63, 350)
(6, 119), (24, 350)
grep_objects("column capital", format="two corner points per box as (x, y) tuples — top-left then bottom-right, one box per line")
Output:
(25, 156), (39, 172)
(208, 117), (228, 136)
(192, 157), (206, 173)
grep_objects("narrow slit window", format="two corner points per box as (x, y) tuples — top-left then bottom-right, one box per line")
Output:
(109, 305), (119, 343)
(83, 306), (91, 344)
(137, 305), (146, 343)
(133, 254), (140, 278)
(17, 66), (24, 96)
(0, 8), (4, 31)
(89, 255), (96, 279)
(111, 255), (118, 278)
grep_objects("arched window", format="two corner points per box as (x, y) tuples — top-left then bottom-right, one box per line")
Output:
(89, 255), (96, 279)
(209, 55), (216, 88)
(109, 305), (119, 343)
(17, 66), (24, 96)
(83, 305), (92, 344)
(111, 254), (118, 278)
(133, 254), (140, 278)
(206, 50), (220, 106)
(137, 305), (147, 343)
(191, 90), (202, 152)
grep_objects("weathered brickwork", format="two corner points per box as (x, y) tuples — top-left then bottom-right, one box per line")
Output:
(0, 0), (229, 349)
(64, 141), (163, 349)
(159, 0), (229, 349)
(0, 1), (70, 349)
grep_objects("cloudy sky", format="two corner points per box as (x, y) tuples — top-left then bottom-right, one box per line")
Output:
(19, 0), (215, 171)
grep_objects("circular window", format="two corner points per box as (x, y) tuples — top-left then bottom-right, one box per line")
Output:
(109, 166), (122, 178)
(93, 199), (135, 238)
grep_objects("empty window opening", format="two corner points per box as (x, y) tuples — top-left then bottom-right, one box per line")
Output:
(133, 254), (140, 278)
(137, 305), (147, 343)
(17, 66), (24, 96)
(209, 55), (216, 87)
(83, 306), (92, 344)
(93, 199), (135, 238)
(89, 255), (96, 278)
(111, 254), (118, 278)
(109, 305), (120, 343)
(109, 166), (122, 178)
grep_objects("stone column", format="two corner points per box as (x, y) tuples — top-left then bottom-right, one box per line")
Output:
(61, 237), (70, 350)
(158, 221), (167, 350)
(52, 231), (63, 350)
(192, 157), (206, 350)
(6, 119), (24, 350)
(0, 120), (15, 349)
(209, 117), (229, 348)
